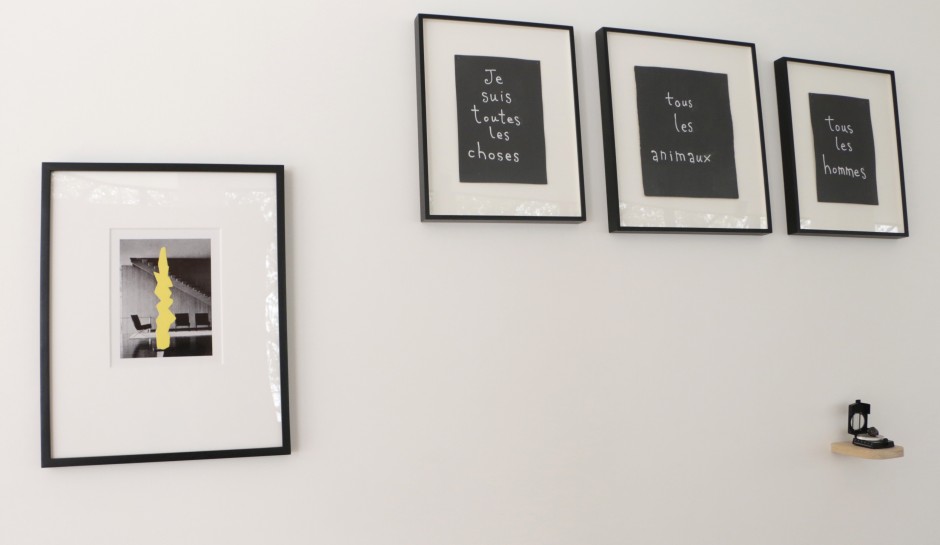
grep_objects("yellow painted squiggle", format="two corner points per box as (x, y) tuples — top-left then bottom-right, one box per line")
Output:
(153, 247), (176, 350)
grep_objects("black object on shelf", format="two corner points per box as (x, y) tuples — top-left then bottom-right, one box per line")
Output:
(848, 399), (895, 449)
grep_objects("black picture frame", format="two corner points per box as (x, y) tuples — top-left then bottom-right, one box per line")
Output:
(415, 14), (585, 222)
(41, 162), (290, 467)
(775, 57), (908, 237)
(596, 27), (771, 234)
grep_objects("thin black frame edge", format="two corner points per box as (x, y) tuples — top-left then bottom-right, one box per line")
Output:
(40, 162), (291, 468)
(416, 13), (575, 32)
(773, 57), (909, 239)
(596, 29), (622, 233)
(749, 40), (774, 235)
(568, 22), (588, 223)
(595, 27), (772, 235)
(41, 162), (283, 173)
(42, 446), (291, 469)
(415, 14), (586, 223)
(40, 165), (53, 467)
(415, 15), (431, 221)
(774, 59), (803, 235)
(273, 165), (292, 455)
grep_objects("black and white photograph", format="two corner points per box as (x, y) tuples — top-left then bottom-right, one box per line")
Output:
(775, 57), (908, 237)
(416, 14), (585, 221)
(596, 27), (771, 233)
(116, 236), (214, 359)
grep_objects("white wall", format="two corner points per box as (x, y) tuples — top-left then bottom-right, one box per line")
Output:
(1, 1), (938, 543)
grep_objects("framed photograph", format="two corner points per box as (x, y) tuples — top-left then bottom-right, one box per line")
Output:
(40, 163), (290, 467)
(596, 28), (771, 234)
(415, 14), (585, 222)
(775, 57), (908, 237)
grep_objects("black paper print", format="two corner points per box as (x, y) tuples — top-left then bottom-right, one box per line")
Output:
(455, 55), (547, 184)
(634, 66), (738, 199)
(809, 93), (878, 205)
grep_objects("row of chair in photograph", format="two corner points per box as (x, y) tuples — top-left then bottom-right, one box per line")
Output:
(130, 312), (211, 332)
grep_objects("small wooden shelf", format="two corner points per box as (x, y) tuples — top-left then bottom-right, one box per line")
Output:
(831, 441), (904, 460)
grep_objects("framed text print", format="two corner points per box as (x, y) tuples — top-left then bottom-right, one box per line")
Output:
(415, 14), (585, 222)
(596, 28), (771, 234)
(41, 163), (290, 467)
(775, 58), (908, 237)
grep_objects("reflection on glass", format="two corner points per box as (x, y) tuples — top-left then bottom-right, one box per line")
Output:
(622, 203), (757, 229)
(224, 191), (276, 223)
(449, 194), (565, 217)
(265, 236), (282, 423)
(53, 173), (181, 207)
